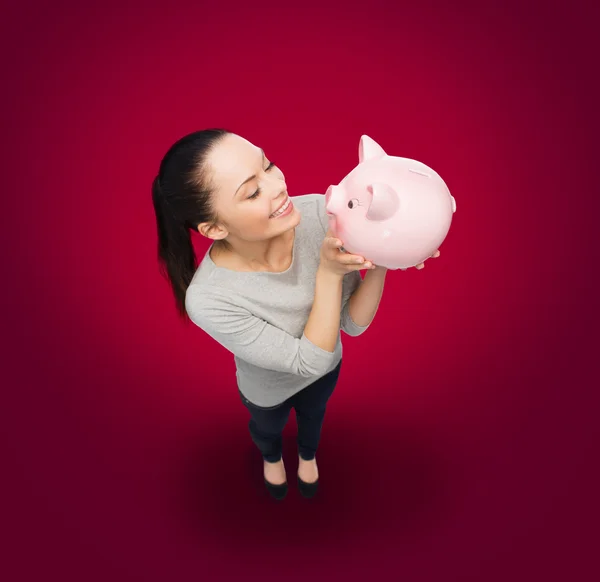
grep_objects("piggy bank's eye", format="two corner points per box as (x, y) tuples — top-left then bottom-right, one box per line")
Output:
(348, 198), (359, 209)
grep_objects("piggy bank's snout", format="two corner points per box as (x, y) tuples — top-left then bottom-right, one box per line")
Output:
(325, 185), (333, 205)
(325, 185), (343, 215)
(325, 186), (333, 216)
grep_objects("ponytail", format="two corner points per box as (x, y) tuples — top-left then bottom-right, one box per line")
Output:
(152, 176), (197, 320)
(151, 128), (231, 321)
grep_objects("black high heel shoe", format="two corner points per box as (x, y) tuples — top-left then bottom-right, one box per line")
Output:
(263, 460), (288, 500)
(297, 475), (319, 498)
(264, 477), (288, 500)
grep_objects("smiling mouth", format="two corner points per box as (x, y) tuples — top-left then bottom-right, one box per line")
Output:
(270, 196), (291, 218)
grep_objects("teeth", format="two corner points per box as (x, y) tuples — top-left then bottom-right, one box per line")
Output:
(270, 197), (290, 218)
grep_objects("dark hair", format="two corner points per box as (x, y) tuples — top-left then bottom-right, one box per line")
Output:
(151, 128), (231, 321)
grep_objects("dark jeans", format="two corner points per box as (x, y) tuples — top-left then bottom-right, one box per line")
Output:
(238, 359), (342, 463)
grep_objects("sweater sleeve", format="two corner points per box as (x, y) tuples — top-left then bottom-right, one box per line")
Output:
(340, 271), (370, 336)
(186, 288), (337, 377)
(314, 194), (369, 337)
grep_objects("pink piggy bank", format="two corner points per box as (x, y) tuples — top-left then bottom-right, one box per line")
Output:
(325, 135), (457, 270)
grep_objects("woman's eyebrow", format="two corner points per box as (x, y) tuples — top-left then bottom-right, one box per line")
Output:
(234, 148), (265, 197)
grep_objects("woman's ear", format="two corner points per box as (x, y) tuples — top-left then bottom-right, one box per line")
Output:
(197, 221), (228, 241)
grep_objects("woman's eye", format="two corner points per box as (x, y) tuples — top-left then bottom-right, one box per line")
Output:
(248, 163), (277, 199)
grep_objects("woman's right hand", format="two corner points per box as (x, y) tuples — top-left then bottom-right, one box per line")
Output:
(318, 229), (375, 277)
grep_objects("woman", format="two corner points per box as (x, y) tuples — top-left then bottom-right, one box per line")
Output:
(151, 128), (433, 500)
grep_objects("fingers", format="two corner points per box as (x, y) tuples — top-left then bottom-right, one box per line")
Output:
(414, 249), (439, 269)
(339, 254), (374, 269)
(337, 252), (364, 265)
(324, 237), (354, 260)
(333, 247), (374, 270)
(322, 236), (375, 270)
(325, 236), (343, 249)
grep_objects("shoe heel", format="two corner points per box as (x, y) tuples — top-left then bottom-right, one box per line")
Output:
(297, 475), (319, 499)
(264, 478), (288, 500)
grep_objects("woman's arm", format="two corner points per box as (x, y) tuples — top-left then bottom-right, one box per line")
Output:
(346, 266), (388, 328)
(313, 192), (386, 335)
(186, 285), (340, 378)
(186, 236), (362, 378)
(303, 266), (344, 353)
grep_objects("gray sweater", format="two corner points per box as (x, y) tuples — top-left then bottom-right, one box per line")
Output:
(185, 193), (369, 407)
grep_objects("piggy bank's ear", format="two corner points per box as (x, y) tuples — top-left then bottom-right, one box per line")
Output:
(359, 135), (387, 163)
(365, 183), (400, 221)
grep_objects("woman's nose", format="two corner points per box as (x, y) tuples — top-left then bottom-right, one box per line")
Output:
(268, 178), (286, 196)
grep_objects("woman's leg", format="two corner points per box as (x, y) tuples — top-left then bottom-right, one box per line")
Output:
(239, 390), (293, 463)
(292, 359), (342, 462)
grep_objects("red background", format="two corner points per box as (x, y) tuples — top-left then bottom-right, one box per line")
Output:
(3, 0), (599, 580)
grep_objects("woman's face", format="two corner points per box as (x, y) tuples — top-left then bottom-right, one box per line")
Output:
(202, 133), (301, 242)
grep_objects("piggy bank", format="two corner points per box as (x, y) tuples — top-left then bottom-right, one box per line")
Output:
(325, 135), (456, 270)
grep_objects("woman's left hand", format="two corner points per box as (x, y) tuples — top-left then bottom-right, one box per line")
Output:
(414, 249), (440, 270)
(369, 249), (441, 271)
